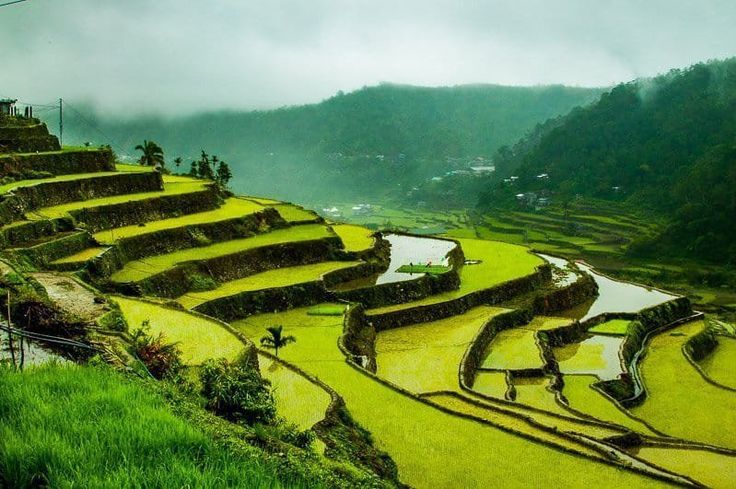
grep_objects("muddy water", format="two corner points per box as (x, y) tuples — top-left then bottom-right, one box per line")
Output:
(554, 334), (625, 380)
(561, 262), (676, 321)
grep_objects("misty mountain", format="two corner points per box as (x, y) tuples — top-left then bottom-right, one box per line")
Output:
(53, 83), (603, 203)
(480, 58), (736, 262)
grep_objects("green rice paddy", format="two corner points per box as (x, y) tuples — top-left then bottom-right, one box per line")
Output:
(481, 329), (545, 370)
(631, 321), (736, 449)
(114, 296), (244, 365)
(0, 170), (128, 195)
(111, 224), (332, 283)
(375, 306), (505, 393)
(588, 319), (631, 335)
(234, 305), (665, 488)
(50, 246), (107, 265)
(632, 446), (736, 489)
(178, 261), (361, 310)
(94, 197), (263, 244)
(271, 204), (319, 222)
(331, 224), (374, 252)
(554, 335), (625, 380)
(698, 336), (736, 389)
(471, 371), (509, 398)
(512, 377), (571, 416)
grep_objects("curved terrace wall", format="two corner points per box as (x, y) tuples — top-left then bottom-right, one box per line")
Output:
(0, 148), (114, 176)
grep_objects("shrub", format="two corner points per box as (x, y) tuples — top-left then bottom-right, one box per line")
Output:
(199, 355), (276, 425)
(131, 320), (183, 379)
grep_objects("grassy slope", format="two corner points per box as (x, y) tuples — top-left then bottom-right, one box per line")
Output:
(0, 364), (300, 489)
(235, 306), (665, 488)
(112, 224), (331, 283)
(178, 261), (361, 309)
(631, 320), (736, 449)
(94, 197), (263, 244)
(368, 238), (543, 314)
(331, 224), (374, 252)
(375, 306), (505, 393)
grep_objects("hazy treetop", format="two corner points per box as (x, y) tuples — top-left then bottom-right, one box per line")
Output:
(1, 0), (734, 115)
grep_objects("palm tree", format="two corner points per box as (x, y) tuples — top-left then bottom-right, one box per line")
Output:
(135, 140), (165, 167)
(173, 157), (183, 169)
(260, 325), (296, 357)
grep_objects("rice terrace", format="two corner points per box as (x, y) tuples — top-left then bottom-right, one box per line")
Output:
(2, 2), (736, 488)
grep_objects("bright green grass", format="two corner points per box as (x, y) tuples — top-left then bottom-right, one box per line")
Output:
(0, 364), (291, 488)
(698, 337), (736, 389)
(375, 306), (505, 394)
(481, 329), (544, 370)
(367, 238), (543, 315)
(111, 224), (331, 283)
(633, 446), (736, 489)
(114, 296), (243, 365)
(178, 261), (361, 310)
(50, 246), (107, 265)
(28, 177), (207, 220)
(631, 321), (736, 449)
(331, 224), (374, 252)
(0, 171), (129, 195)
(588, 319), (631, 335)
(561, 375), (657, 435)
(94, 197), (263, 244)
(235, 306), (665, 488)
(472, 370), (508, 398)
(272, 204), (319, 222)
(258, 355), (331, 430)
(395, 264), (450, 274)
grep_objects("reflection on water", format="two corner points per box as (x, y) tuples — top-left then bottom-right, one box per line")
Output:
(554, 334), (625, 380)
(536, 253), (579, 287)
(562, 262), (676, 321)
(334, 234), (457, 291)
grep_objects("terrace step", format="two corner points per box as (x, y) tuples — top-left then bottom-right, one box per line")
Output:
(49, 246), (109, 271)
(10, 230), (95, 266)
(1, 170), (162, 224)
(0, 218), (74, 249)
(0, 147), (115, 176)
(109, 224), (343, 298)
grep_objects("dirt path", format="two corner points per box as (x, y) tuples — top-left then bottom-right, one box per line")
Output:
(31, 272), (107, 322)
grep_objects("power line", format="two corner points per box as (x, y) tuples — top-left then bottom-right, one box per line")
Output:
(0, 0), (30, 8)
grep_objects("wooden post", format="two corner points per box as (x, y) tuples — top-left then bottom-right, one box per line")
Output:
(6, 290), (16, 369)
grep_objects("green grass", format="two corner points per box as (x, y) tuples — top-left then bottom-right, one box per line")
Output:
(588, 319), (631, 335)
(375, 306), (505, 393)
(28, 176), (207, 220)
(94, 197), (264, 244)
(631, 321), (736, 449)
(114, 296), (244, 365)
(50, 246), (108, 265)
(111, 224), (332, 283)
(258, 355), (331, 430)
(395, 264), (450, 274)
(698, 337), (736, 389)
(331, 224), (374, 252)
(561, 375), (658, 435)
(178, 261), (361, 310)
(0, 363), (293, 488)
(0, 170), (132, 195)
(272, 204), (319, 222)
(234, 306), (666, 488)
(367, 238), (543, 314)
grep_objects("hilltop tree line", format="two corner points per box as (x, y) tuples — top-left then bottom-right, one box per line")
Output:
(134, 141), (232, 188)
(479, 58), (736, 263)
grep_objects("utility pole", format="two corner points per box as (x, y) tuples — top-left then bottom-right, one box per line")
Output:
(59, 98), (63, 146)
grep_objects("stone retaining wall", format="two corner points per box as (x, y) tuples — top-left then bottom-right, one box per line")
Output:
(0, 148), (114, 176)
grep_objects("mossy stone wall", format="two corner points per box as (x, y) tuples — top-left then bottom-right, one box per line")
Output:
(0, 148), (113, 176)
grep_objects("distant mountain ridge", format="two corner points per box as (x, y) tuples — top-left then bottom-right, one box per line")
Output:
(54, 83), (604, 202)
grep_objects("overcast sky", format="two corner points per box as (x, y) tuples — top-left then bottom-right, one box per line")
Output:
(2, 0), (735, 115)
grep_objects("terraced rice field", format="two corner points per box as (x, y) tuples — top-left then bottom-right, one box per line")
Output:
(588, 319), (631, 335)
(234, 306), (665, 488)
(271, 203), (319, 222)
(111, 224), (332, 283)
(0, 170), (126, 194)
(50, 246), (107, 265)
(698, 336), (736, 389)
(631, 446), (736, 489)
(481, 329), (545, 370)
(331, 224), (374, 252)
(472, 371), (509, 398)
(177, 261), (361, 310)
(368, 238), (543, 314)
(631, 320), (736, 449)
(113, 296), (244, 364)
(375, 306), (505, 393)
(94, 197), (264, 244)
(511, 377), (570, 415)
(27, 177), (207, 220)
(554, 335), (625, 381)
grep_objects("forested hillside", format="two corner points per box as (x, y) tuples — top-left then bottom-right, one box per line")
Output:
(480, 58), (736, 263)
(54, 84), (602, 202)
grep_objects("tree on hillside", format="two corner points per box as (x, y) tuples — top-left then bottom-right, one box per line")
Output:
(260, 325), (296, 357)
(173, 157), (182, 169)
(135, 140), (165, 168)
(216, 160), (233, 188)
